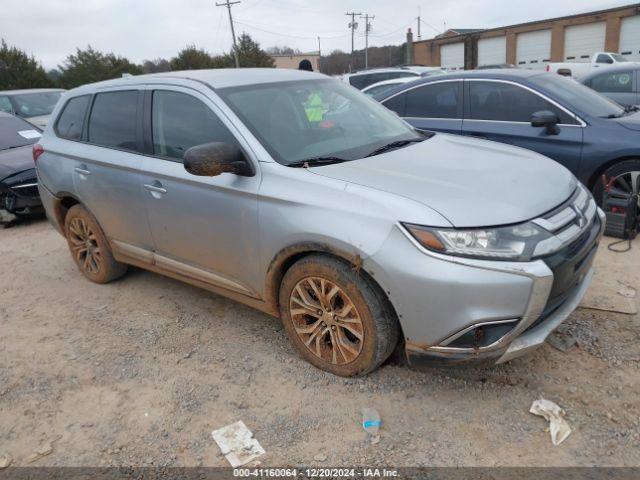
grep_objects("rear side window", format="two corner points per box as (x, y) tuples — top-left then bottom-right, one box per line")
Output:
(383, 92), (407, 116)
(151, 90), (240, 161)
(88, 91), (139, 151)
(404, 82), (462, 118)
(469, 81), (574, 124)
(589, 71), (634, 93)
(55, 95), (90, 141)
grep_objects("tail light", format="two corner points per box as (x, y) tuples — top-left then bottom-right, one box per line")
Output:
(32, 143), (44, 163)
(546, 65), (550, 72)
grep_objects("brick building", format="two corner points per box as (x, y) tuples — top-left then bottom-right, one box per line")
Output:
(413, 3), (640, 70)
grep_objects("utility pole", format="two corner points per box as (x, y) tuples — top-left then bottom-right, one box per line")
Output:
(345, 12), (361, 72)
(417, 6), (421, 40)
(361, 14), (374, 69)
(216, 0), (241, 68)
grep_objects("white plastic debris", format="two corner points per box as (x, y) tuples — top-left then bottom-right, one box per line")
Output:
(529, 399), (572, 446)
(211, 420), (265, 467)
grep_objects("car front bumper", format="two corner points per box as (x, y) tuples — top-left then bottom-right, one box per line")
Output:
(366, 207), (605, 368)
(0, 169), (42, 215)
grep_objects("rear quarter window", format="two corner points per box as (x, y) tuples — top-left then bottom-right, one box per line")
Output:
(55, 95), (91, 141)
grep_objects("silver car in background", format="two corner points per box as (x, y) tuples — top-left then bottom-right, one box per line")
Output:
(35, 69), (604, 376)
(0, 88), (65, 128)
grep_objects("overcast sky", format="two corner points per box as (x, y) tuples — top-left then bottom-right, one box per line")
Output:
(2, 0), (635, 69)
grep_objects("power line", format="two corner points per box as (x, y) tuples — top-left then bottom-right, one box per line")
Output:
(234, 19), (348, 40)
(216, 0), (241, 68)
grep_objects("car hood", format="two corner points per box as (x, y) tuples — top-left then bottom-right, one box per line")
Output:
(0, 145), (34, 181)
(24, 115), (49, 129)
(308, 133), (577, 228)
(615, 111), (640, 131)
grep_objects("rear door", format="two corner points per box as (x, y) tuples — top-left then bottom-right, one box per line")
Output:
(462, 79), (584, 174)
(381, 80), (463, 134)
(71, 89), (154, 250)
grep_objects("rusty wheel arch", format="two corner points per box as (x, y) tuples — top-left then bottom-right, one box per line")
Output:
(264, 243), (401, 328)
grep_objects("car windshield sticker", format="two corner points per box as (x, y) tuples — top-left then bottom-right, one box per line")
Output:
(17, 130), (41, 139)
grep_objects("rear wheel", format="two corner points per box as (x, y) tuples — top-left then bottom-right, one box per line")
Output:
(279, 254), (399, 376)
(592, 159), (640, 210)
(64, 204), (127, 283)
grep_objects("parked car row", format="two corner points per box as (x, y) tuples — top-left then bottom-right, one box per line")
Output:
(374, 69), (640, 206)
(33, 68), (605, 376)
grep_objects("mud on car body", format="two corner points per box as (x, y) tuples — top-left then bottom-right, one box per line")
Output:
(35, 69), (604, 376)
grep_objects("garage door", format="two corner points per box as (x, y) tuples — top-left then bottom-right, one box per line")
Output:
(620, 15), (640, 61)
(516, 29), (551, 69)
(564, 22), (606, 61)
(477, 36), (506, 67)
(440, 42), (465, 70)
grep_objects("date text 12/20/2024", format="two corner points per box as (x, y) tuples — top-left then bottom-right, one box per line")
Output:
(233, 468), (399, 478)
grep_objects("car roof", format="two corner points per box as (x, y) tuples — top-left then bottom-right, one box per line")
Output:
(347, 68), (420, 77)
(580, 62), (640, 81)
(68, 68), (329, 94)
(0, 88), (65, 95)
(362, 76), (418, 91)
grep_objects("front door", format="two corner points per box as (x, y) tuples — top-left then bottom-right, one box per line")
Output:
(139, 88), (261, 297)
(462, 80), (584, 175)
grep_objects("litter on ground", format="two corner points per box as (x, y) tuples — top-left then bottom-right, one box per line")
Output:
(529, 399), (572, 446)
(211, 420), (265, 467)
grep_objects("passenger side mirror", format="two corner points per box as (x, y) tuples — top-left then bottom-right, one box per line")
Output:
(557, 68), (572, 77)
(531, 110), (560, 135)
(183, 142), (253, 177)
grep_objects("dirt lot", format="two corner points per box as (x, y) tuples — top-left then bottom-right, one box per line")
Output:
(1, 218), (639, 468)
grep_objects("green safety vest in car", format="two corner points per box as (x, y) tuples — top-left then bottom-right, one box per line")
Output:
(305, 92), (324, 122)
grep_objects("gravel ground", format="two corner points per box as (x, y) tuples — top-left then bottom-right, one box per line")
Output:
(0, 218), (639, 467)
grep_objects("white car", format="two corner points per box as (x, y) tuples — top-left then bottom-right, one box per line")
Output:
(546, 52), (630, 79)
(342, 68), (421, 90)
(362, 77), (419, 97)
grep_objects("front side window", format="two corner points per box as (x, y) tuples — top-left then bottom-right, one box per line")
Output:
(0, 96), (13, 114)
(55, 95), (90, 141)
(218, 79), (420, 165)
(469, 81), (574, 124)
(88, 91), (138, 151)
(152, 90), (240, 161)
(590, 71), (634, 93)
(596, 54), (613, 64)
(404, 82), (462, 119)
(11, 91), (63, 118)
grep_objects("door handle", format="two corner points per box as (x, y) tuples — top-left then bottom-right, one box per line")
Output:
(74, 166), (91, 176)
(143, 183), (167, 195)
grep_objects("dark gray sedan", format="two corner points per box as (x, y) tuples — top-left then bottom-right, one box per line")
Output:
(581, 64), (640, 107)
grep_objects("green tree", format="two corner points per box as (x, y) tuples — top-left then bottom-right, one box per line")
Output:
(0, 39), (52, 89)
(170, 45), (222, 70)
(231, 33), (275, 68)
(140, 58), (171, 74)
(58, 46), (141, 88)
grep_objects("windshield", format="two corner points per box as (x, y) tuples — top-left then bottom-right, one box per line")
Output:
(0, 115), (41, 151)
(611, 53), (629, 62)
(218, 79), (421, 165)
(530, 74), (625, 119)
(12, 91), (63, 118)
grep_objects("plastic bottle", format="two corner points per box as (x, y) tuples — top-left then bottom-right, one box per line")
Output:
(361, 407), (381, 434)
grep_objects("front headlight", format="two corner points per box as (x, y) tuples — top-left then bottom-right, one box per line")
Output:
(403, 222), (553, 261)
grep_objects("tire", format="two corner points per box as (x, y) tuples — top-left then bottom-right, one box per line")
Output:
(278, 254), (399, 376)
(591, 159), (640, 207)
(64, 204), (127, 284)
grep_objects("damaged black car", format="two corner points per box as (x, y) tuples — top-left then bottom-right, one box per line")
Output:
(0, 112), (42, 217)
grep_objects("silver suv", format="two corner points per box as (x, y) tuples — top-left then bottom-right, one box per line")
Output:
(35, 69), (604, 376)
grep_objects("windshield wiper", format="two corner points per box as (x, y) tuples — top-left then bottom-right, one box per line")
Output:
(365, 137), (428, 158)
(624, 105), (640, 113)
(287, 156), (349, 168)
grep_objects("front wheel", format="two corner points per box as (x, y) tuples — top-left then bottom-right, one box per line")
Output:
(592, 159), (640, 209)
(279, 254), (399, 376)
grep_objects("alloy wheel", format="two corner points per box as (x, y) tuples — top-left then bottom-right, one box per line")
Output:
(67, 217), (102, 275)
(289, 276), (364, 365)
(608, 170), (640, 209)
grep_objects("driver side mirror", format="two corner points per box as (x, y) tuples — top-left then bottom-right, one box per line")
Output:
(531, 110), (560, 135)
(183, 142), (253, 177)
